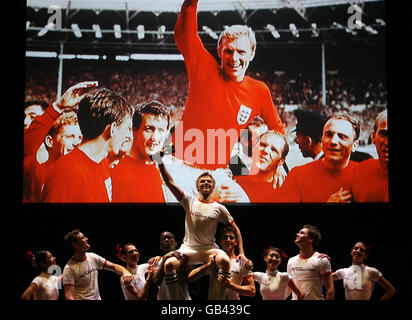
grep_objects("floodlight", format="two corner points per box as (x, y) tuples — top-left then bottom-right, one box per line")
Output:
(289, 23), (299, 38)
(202, 26), (218, 40)
(365, 25), (378, 35)
(92, 24), (102, 38)
(114, 24), (122, 39)
(311, 23), (319, 37)
(137, 25), (145, 40)
(71, 24), (82, 38)
(266, 24), (280, 39)
(37, 22), (54, 37)
(376, 18), (385, 26)
(115, 55), (130, 61)
(158, 25), (166, 40)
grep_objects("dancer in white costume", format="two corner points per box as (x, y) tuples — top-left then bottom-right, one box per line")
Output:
(151, 231), (192, 300)
(117, 243), (153, 300)
(333, 241), (395, 300)
(62, 229), (133, 300)
(254, 247), (303, 300)
(188, 224), (255, 300)
(21, 250), (60, 300)
(287, 225), (334, 300)
(155, 152), (247, 299)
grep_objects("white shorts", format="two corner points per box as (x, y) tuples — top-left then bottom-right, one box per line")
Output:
(177, 243), (227, 265)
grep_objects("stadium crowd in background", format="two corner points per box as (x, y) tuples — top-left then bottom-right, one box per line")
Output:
(23, 74), (388, 203)
(25, 59), (386, 146)
(21, 0), (392, 304)
(23, 0), (387, 205)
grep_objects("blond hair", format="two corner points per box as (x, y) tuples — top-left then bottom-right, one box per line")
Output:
(217, 25), (256, 53)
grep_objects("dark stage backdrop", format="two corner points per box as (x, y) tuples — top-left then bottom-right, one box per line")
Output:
(14, 203), (404, 302)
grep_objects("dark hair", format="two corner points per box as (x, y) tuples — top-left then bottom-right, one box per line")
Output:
(77, 88), (133, 140)
(116, 243), (135, 259)
(160, 231), (176, 242)
(133, 100), (170, 131)
(24, 100), (48, 112)
(26, 250), (49, 273)
(293, 109), (327, 143)
(159, 231), (177, 254)
(219, 224), (237, 240)
(353, 240), (371, 255)
(303, 224), (321, 248)
(63, 229), (81, 255)
(262, 246), (288, 259)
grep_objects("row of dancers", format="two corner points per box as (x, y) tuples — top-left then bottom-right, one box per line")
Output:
(21, 225), (395, 301)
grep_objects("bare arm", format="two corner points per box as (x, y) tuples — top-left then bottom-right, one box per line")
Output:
(64, 284), (75, 300)
(288, 278), (304, 300)
(157, 162), (184, 202)
(377, 275), (396, 300)
(103, 260), (133, 284)
(123, 267), (153, 300)
(187, 255), (216, 282)
(21, 282), (37, 300)
(55, 81), (98, 111)
(231, 221), (245, 256)
(321, 272), (335, 300)
(148, 256), (163, 286)
(218, 275), (256, 297)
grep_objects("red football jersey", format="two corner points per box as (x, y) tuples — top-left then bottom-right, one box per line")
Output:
(173, 2), (284, 169)
(42, 148), (112, 203)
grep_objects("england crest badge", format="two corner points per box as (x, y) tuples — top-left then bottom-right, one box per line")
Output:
(237, 104), (252, 125)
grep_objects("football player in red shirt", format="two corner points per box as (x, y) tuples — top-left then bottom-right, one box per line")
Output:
(173, 0), (284, 169)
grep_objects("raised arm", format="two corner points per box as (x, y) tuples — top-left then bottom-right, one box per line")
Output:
(24, 104), (60, 157)
(156, 157), (185, 202)
(24, 81), (97, 157)
(174, 0), (200, 54)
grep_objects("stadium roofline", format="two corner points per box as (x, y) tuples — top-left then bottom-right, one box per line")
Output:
(27, 0), (384, 13)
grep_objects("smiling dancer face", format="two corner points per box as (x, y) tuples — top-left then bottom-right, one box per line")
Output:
(351, 242), (368, 266)
(196, 172), (216, 200)
(264, 248), (282, 272)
